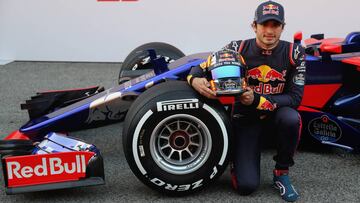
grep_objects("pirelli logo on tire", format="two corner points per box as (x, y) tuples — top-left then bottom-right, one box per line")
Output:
(156, 99), (199, 112)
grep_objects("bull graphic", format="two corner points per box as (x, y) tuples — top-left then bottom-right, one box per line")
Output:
(85, 91), (137, 124)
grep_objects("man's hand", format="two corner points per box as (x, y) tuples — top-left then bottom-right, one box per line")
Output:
(191, 77), (217, 99)
(239, 87), (254, 105)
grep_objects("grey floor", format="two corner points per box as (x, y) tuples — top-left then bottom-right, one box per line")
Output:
(0, 61), (359, 203)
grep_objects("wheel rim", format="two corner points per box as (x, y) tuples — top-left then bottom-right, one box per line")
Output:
(150, 114), (212, 175)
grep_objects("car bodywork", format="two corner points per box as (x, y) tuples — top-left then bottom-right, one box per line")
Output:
(1, 32), (359, 194)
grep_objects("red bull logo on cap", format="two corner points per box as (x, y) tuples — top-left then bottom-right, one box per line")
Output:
(263, 4), (279, 15)
(247, 65), (286, 83)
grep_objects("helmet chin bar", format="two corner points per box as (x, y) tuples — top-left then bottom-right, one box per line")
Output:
(210, 77), (246, 96)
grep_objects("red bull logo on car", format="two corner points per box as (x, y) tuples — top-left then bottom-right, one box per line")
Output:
(5, 152), (95, 187)
(247, 65), (286, 83)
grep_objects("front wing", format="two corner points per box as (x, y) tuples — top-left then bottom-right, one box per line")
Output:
(1, 133), (104, 194)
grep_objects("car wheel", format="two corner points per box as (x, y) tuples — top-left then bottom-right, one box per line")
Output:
(118, 42), (185, 84)
(123, 80), (232, 195)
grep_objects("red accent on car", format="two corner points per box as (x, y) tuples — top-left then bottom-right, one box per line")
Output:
(297, 106), (321, 113)
(301, 84), (342, 108)
(4, 130), (30, 140)
(304, 38), (321, 46)
(320, 43), (342, 54)
(4, 151), (95, 188)
(321, 38), (344, 44)
(305, 37), (344, 47)
(294, 31), (302, 41)
(218, 96), (235, 105)
(342, 56), (360, 67)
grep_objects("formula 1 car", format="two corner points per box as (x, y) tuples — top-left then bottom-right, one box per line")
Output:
(1, 32), (359, 195)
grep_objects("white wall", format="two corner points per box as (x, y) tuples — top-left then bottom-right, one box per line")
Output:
(0, 0), (359, 63)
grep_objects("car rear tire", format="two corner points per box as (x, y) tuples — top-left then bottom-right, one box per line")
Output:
(122, 80), (232, 195)
(118, 42), (185, 84)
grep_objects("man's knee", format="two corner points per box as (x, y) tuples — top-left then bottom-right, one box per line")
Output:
(275, 107), (300, 127)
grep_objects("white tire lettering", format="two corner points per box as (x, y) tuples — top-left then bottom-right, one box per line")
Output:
(210, 166), (218, 179)
(177, 184), (191, 191)
(191, 179), (203, 189)
(132, 110), (153, 175)
(165, 184), (178, 191)
(151, 178), (165, 186)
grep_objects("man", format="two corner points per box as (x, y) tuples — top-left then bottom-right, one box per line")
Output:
(187, 1), (305, 202)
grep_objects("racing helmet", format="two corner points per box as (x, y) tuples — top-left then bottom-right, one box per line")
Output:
(208, 49), (247, 95)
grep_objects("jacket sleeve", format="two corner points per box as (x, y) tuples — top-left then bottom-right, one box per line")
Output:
(187, 54), (213, 85)
(253, 44), (306, 111)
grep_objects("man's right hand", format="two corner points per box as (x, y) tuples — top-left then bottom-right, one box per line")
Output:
(191, 77), (217, 99)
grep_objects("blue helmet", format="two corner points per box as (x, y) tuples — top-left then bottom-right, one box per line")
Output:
(208, 50), (247, 95)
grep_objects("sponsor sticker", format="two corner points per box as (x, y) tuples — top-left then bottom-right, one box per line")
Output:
(308, 115), (342, 142)
(296, 62), (306, 72)
(293, 73), (305, 85)
(5, 152), (95, 187)
(294, 46), (300, 60)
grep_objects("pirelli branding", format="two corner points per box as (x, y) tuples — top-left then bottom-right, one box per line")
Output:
(156, 99), (199, 112)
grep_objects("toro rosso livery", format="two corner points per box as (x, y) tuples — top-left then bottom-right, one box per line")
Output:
(1, 32), (359, 195)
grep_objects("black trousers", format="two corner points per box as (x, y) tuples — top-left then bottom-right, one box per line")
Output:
(231, 107), (301, 195)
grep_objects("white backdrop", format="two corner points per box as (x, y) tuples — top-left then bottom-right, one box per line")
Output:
(0, 0), (359, 64)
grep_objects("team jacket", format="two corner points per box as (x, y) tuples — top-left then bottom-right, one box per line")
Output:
(187, 38), (306, 115)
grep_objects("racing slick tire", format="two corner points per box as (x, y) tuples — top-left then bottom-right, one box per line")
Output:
(118, 42), (185, 84)
(123, 80), (232, 195)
